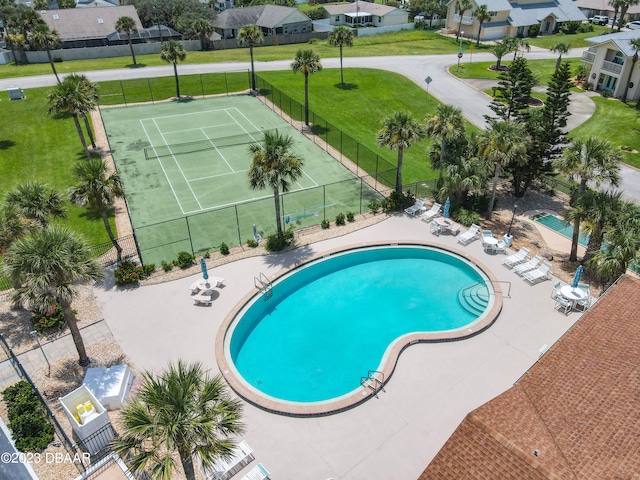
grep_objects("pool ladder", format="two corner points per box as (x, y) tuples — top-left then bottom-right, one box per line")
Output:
(361, 370), (385, 398)
(254, 272), (273, 300)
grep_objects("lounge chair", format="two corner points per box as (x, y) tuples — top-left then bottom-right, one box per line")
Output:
(205, 440), (254, 480)
(503, 247), (530, 268)
(514, 255), (542, 276)
(524, 261), (552, 284)
(457, 224), (479, 245)
(420, 203), (441, 223)
(241, 463), (270, 480)
(404, 197), (426, 216)
(554, 295), (573, 315)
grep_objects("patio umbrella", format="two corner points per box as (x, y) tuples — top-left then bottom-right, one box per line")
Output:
(443, 197), (451, 218)
(200, 258), (209, 281)
(571, 265), (583, 288)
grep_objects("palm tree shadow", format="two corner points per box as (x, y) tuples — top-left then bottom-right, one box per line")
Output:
(335, 83), (358, 90)
(126, 63), (146, 68)
(261, 244), (314, 269)
(0, 140), (16, 150)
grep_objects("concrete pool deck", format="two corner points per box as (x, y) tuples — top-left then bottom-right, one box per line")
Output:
(94, 215), (585, 480)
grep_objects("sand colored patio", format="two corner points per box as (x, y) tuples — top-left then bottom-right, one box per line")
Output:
(94, 215), (584, 480)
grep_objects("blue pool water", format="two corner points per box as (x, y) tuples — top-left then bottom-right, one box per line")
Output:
(532, 213), (589, 247)
(227, 246), (491, 403)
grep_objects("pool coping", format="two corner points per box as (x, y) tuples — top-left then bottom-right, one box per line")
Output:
(214, 240), (504, 417)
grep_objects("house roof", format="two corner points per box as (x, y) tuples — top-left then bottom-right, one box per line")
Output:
(445, 0), (512, 12)
(39, 6), (143, 41)
(212, 5), (310, 30)
(508, 0), (587, 27)
(575, 0), (640, 15)
(586, 29), (640, 56)
(106, 25), (181, 42)
(419, 274), (640, 479)
(324, 2), (404, 16)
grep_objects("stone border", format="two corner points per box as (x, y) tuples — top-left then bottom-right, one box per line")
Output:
(215, 240), (503, 417)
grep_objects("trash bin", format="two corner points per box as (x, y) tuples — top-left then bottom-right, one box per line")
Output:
(7, 87), (25, 100)
(503, 234), (513, 248)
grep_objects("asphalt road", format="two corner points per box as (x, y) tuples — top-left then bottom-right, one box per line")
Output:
(2, 49), (638, 202)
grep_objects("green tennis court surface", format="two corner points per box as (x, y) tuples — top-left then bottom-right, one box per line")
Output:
(101, 95), (382, 265)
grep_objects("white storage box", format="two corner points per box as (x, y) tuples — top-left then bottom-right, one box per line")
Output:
(59, 385), (110, 446)
(83, 365), (133, 411)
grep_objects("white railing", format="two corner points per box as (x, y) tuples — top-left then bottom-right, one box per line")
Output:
(602, 60), (623, 75)
(581, 51), (596, 63)
(453, 14), (474, 24)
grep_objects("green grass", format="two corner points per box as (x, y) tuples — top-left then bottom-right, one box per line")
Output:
(452, 58), (582, 86)
(569, 97), (640, 169)
(0, 87), (116, 245)
(0, 30), (490, 80)
(258, 68), (478, 184)
(526, 25), (611, 49)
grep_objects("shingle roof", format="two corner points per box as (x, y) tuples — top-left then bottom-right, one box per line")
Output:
(575, 0), (640, 15)
(508, 0), (586, 27)
(212, 5), (309, 30)
(39, 5), (143, 41)
(420, 274), (640, 479)
(586, 29), (640, 57)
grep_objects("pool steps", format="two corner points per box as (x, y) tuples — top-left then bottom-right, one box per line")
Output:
(458, 283), (490, 316)
(254, 272), (273, 300)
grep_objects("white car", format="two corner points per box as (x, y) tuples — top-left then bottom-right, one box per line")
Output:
(625, 21), (640, 30)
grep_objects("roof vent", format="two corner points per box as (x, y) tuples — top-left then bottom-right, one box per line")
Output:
(533, 449), (539, 457)
(98, 18), (104, 23)
(53, 14), (59, 19)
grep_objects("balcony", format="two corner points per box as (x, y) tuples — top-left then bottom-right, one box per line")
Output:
(602, 60), (623, 75)
(581, 51), (595, 64)
(453, 14), (474, 25)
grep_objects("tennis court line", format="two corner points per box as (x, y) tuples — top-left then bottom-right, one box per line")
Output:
(200, 128), (235, 173)
(140, 121), (185, 215)
(139, 108), (232, 122)
(227, 107), (319, 190)
(163, 122), (238, 135)
(151, 118), (204, 211)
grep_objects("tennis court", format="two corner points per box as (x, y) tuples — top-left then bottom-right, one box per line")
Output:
(100, 95), (384, 265)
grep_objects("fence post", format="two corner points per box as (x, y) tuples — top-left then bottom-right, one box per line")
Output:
(120, 81), (127, 107)
(235, 205), (242, 246)
(200, 74), (205, 98)
(375, 155), (379, 191)
(225, 72), (229, 95)
(148, 78), (154, 103)
(340, 131), (343, 163)
(185, 217), (194, 256)
(325, 120), (329, 152)
(360, 178), (364, 214)
(323, 185), (326, 220)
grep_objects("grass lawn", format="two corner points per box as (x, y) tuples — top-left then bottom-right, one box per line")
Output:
(569, 97), (640, 169)
(526, 25), (612, 49)
(0, 30), (492, 80)
(258, 68), (478, 184)
(0, 87), (116, 246)
(451, 58), (582, 86)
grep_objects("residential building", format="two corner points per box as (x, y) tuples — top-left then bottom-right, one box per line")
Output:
(576, 0), (640, 22)
(212, 5), (312, 39)
(582, 29), (640, 100)
(324, 2), (408, 27)
(419, 274), (640, 479)
(445, 0), (586, 41)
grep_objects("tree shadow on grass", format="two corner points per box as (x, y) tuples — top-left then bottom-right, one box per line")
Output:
(0, 140), (16, 150)
(334, 83), (358, 90)
(126, 63), (147, 69)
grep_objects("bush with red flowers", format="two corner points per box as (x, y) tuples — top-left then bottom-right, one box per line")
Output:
(31, 303), (66, 333)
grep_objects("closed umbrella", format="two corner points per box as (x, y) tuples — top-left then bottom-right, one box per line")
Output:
(200, 258), (209, 281)
(443, 197), (451, 219)
(571, 265), (583, 288)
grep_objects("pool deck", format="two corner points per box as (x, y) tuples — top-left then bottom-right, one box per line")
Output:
(94, 215), (584, 480)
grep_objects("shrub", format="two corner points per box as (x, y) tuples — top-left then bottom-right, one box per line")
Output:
(560, 21), (580, 34)
(602, 89), (612, 98)
(143, 263), (155, 276)
(321, 219), (330, 229)
(414, 19), (427, 30)
(203, 250), (211, 259)
(368, 200), (381, 214)
(52, 57), (63, 63)
(529, 24), (540, 37)
(219, 242), (230, 255)
(161, 260), (173, 272)
(265, 230), (294, 252)
(346, 212), (355, 223)
(175, 251), (195, 269)
(578, 22), (594, 33)
(246, 239), (258, 248)
(335, 213), (346, 226)
(114, 259), (146, 286)
(452, 207), (481, 227)
(382, 191), (415, 213)
(3, 381), (54, 452)
(575, 64), (588, 84)
(30, 302), (67, 333)
(306, 7), (327, 20)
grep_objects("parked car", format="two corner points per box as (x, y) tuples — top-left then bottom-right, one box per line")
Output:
(589, 15), (609, 25)
(625, 21), (640, 29)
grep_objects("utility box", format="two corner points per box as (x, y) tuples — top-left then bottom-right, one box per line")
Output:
(7, 87), (25, 100)
(59, 385), (111, 454)
(83, 365), (134, 411)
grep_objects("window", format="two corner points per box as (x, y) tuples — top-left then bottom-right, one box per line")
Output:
(378, 16), (382, 21)
(336, 16), (340, 22)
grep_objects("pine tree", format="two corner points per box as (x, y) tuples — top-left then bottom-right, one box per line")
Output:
(487, 56), (535, 121)
(542, 60), (572, 155)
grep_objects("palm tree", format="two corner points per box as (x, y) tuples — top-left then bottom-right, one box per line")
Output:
(455, 0), (472, 40)
(29, 25), (61, 83)
(474, 4), (491, 47)
(618, 0), (640, 31)
(550, 41), (571, 72)
(425, 104), (465, 188)
(291, 49), (322, 127)
(477, 120), (530, 218)
(490, 39), (509, 70)
(69, 158), (125, 262)
(5, 181), (66, 229)
(192, 18), (214, 51)
(610, 0), (625, 31)
(237, 24), (263, 92)
(376, 111), (426, 194)
(115, 16), (138, 66)
(328, 26), (354, 86)
(160, 40), (187, 100)
(0, 204), (29, 254)
(506, 36), (530, 60)
(556, 137), (621, 261)
(622, 38), (640, 103)
(73, 74), (99, 149)
(248, 131), (304, 234)
(47, 74), (95, 159)
(3, 225), (104, 366)
(113, 361), (244, 480)
(580, 189), (623, 263)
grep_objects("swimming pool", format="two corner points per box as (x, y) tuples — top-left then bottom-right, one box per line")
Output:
(217, 243), (502, 416)
(531, 213), (589, 247)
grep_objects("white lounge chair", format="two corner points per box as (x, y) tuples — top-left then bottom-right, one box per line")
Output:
(204, 440), (254, 480)
(503, 247), (530, 268)
(241, 463), (270, 480)
(404, 197), (426, 215)
(524, 261), (552, 284)
(420, 203), (441, 223)
(457, 224), (480, 245)
(514, 255), (542, 276)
